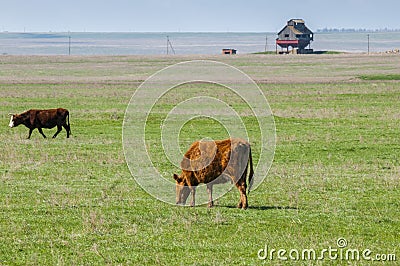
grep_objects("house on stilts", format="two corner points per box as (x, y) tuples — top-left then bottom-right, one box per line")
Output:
(276, 19), (314, 54)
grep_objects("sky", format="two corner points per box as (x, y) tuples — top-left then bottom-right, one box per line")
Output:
(1, 0), (399, 32)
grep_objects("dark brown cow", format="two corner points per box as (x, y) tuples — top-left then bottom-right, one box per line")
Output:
(9, 108), (71, 139)
(173, 138), (254, 209)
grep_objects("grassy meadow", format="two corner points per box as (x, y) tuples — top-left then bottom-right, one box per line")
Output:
(0, 54), (399, 265)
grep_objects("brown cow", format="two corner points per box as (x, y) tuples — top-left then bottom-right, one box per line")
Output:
(9, 108), (71, 139)
(173, 138), (254, 209)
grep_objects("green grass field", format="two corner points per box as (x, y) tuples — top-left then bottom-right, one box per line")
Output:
(0, 54), (399, 265)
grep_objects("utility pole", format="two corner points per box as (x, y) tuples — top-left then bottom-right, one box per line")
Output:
(167, 35), (169, 55)
(166, 36), (175, 55)
(68, 35), (71, 55)
(265, 34), (268, 52)
(367, 34), (370, 55)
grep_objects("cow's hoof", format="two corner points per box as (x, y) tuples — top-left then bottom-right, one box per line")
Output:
(208, 201), (214, 208)
(237, 202), (243, 209)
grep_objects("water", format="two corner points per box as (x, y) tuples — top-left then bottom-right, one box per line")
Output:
(0, 31), (399, 55)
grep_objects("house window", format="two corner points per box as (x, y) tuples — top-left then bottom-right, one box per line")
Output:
(284, 34), (289, 38)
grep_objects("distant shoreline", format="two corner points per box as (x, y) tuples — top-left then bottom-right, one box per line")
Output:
(316, 28), (400, 33)
(1, 31), (399, 55)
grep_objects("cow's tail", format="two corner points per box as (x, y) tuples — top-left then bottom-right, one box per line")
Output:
(66, 111), (71, 135)
(247, 147), (254, 193)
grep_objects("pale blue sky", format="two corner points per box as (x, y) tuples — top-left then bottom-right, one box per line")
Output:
(1, 0), (399, 32)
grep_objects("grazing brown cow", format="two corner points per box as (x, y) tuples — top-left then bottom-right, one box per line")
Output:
(9, 108), (71, 139)
(173, 138), (254, 209)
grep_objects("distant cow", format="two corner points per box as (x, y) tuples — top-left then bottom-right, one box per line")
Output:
(173, 138), (254, 209)
(9, 108), (71, 139)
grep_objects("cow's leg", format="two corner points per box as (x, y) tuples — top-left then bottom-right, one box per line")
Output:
(235, 180), (248, 209)
(63, 124), (70, 138)
(52, 125), (62, 138)
(27, 128), (34, 139)
(38, 128), (47, 138)
(206, 184), (214, 208)
(190, 187), (196, 207)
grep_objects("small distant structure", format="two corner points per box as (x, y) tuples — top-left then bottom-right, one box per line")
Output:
(276, 19), (314, 54)
(222, 48), (237, 55)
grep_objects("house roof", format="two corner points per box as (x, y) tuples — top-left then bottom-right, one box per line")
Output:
(277, 23), (313, 35)
(291, 19), (305, 24)
(288, 26), (303, 35)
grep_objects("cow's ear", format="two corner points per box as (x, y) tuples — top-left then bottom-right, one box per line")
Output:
(173, 174), (182, 182)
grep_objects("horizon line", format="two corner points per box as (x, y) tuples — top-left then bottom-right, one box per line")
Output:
(2, 29), (400, 34)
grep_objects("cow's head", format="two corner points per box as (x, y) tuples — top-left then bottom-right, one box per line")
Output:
(8, 114), (15, 128)
(173, 173), (190, 205)
(8, 113), (23, 128)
